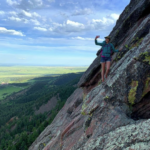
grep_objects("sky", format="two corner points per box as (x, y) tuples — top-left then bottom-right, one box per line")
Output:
(0, 0), (130, 66)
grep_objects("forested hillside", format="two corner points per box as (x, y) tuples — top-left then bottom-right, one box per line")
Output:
(0, 73), (83, 150)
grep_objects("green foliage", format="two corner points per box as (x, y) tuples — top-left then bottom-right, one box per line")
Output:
(0, 72), (82, 150)
(125, 45), (129, 49)
(115, 30), (119, 37)
(0, 85), (28, 100)
(98, 79), (102, 85)
(81, 111), (86, 116)
(104, 95), (109, 99)
(144, 54), (150, 65)
(53, 73), (83, 85)
(81, 102), (87, 116)
(129, 37), (144, 50)
(142, 77), (150, 98)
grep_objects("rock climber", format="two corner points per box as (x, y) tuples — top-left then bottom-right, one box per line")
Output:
(95, 35), (122, 82)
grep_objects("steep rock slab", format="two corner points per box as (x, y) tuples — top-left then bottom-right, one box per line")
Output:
(77, 55), (101, 88)
(29, 0), (150, 150)
(28, 88), (84, 150)
(72, 32), (150, 149)
(75, 119), (150, 150)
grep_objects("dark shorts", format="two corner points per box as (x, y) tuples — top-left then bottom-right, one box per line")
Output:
(100, 57), (111, 63)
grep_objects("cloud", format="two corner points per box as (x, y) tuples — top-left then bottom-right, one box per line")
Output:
(4, 1), (120, 36)
(72, 36), (93, 41)
(8, 16), (22, 22)
(91, 18), (114, 30)
(8, 10), (41, 19)
(9, 11), (18, 16)
(72, 8), (93, 16)
(49, 13), (119, 34)
(0, 11), (5, 15)
(8, 16), (30, 24)
(33, 27), (47, 31)
(6, 0), (55, 11)
(21, 10), (32, 17)
(51, 20), (85, 33)
(71, 37), (104, 43)
(59, 1), (78, 7)
(89, 13), (120, 30)
(0, 27), (25, 36)
(8, 14), (40, 25)
(5, 9), (42, 26)
(6, 0), (19, 5)
(110, 13), (120, 20)
(32, 12), (41, 18)
(7, 0), (43, 10)
(5, 11), (119, 35)
(67, 20), (85, 28)
(47, 0), (55, 2)
(20, 10), (41, 18)
(30, 19), (40, 25)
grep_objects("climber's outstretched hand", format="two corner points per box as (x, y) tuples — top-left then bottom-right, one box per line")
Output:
(95, 36), (100, 39)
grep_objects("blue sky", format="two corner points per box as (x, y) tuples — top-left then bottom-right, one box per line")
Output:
(0, 0), (130, 66)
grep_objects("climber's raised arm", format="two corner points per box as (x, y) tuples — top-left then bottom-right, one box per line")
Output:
(95, 36), (105, 46)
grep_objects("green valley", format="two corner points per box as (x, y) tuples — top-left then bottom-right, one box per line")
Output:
(0, 66), (86, 150)
(0, 66), (87, 83)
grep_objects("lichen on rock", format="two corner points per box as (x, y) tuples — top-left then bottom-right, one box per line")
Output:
(142, 77), (150, 98)
(128, 80), (138, 105)
(144, 54), (150, 65)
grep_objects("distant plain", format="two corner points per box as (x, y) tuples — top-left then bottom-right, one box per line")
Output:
(0, 66), (87, 100)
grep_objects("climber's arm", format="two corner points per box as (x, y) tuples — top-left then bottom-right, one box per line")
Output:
(95, 36), (105, 46)
(111, 44), (119, 52)
(95, 38), (105, 46)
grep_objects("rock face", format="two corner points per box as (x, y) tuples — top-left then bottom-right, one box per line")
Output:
(35, 96), (58, 115)
(29, 0), (150, 150)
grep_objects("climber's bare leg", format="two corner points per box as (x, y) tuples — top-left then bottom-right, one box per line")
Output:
(105, 61), (111, 79)
(101, 62), (106, 82)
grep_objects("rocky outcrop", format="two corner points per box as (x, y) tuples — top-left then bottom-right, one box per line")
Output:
(35, 96), (58, 115)
(29, 0), (150, 150)
(74, 119), (150, 150)
(29, 88), (84, 150)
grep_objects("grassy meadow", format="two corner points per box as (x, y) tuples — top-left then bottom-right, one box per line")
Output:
(0, 85), (27, 100)
(0, 66), (87, 100)
(0, 66), (87, 83)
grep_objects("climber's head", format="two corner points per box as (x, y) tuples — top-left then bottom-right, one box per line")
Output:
(105, 36), (110, 43)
